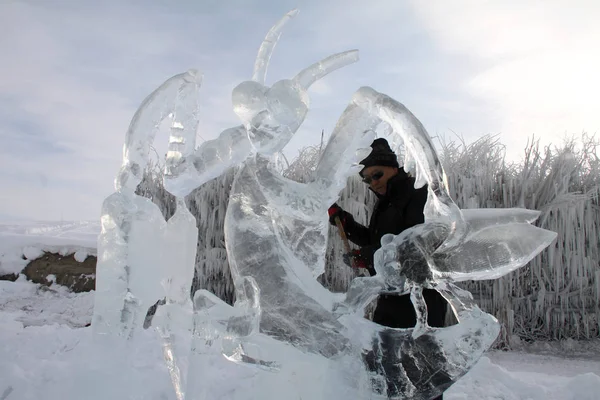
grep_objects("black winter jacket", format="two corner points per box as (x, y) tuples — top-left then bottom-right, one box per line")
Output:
(343, 168), (447, 328)
(344, 169), (428, 271)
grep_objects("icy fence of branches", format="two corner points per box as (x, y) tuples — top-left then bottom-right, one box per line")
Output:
(136, 133), (600, 344)
(136, 157), (237, 305)
(439, 134), (600, 344)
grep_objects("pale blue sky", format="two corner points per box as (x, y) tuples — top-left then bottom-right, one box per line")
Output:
(1, 0), (599, 221)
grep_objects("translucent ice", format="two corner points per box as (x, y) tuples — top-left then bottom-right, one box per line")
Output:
(92, 8), (557, 400)
(93, 70), (202, 338)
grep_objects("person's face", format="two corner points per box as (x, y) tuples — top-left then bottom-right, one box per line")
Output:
(361, 166), (398, 195)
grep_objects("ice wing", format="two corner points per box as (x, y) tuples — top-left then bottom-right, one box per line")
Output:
(432, 220), (557, 281)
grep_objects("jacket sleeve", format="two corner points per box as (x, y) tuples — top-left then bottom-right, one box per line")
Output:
(357, 244), (378, 276)
(344, 216), (371, 247)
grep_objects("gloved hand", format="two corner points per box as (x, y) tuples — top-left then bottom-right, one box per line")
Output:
(343, 249), (371, 269)
(328, 203), (352, 227)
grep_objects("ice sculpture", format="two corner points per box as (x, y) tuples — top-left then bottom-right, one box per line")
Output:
(92, 9), (558, 400)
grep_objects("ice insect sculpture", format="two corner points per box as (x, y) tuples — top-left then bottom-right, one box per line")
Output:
(92, 9), (558, 400)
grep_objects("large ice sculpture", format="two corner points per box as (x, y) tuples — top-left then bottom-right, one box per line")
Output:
(93, 70), (201, 339)
(92, 9), (558, 400)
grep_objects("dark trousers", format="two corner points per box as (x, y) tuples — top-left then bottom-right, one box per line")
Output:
(368, 289), (448, 399)
(373, 289), (447, 329)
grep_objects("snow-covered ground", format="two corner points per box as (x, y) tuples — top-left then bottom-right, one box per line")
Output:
(1, 279), (599, 399)
(1, 221), (599, 399)
(0, 220), (99, 275)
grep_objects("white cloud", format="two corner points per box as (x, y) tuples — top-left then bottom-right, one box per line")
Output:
(408, 0), (600, 159)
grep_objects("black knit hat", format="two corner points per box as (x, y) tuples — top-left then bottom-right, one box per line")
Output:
(359, 138), (399, 175)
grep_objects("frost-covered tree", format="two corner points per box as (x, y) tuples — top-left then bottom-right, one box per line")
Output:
(441, 134), (600, 344)
(135, 157), (236, 304)
(186, 168), (237, 304)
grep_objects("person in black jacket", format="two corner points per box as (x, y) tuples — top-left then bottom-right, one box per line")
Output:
(328, 138), (447, 328)
(328, 138), (448, 398)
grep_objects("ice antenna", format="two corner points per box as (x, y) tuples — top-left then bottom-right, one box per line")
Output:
(252, 9), (299, 84)
(293, 50), (359, 90)
(118, 70), (201, 193)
